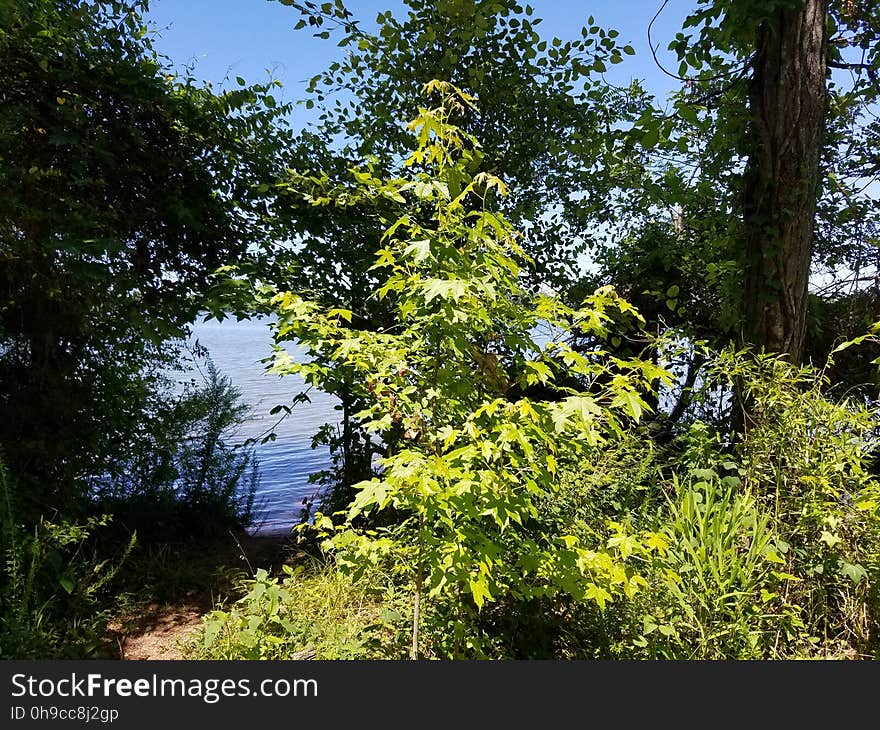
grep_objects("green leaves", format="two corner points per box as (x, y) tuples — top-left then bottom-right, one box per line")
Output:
(272, 84), (663, 657)
(468, 575), (493, 610)
(284, 0), (644, 295)
(640, 122), (661, 150)
(612, 389), (647, 422)
(420, 277), (468, 304)
(838, 561), (867, 585)
(404, 239), (432, 263)
(1, 0), (296, 510)
(348, 479), (389, 519)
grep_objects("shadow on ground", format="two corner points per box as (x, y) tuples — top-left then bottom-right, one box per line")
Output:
(109, 532), (296, 660)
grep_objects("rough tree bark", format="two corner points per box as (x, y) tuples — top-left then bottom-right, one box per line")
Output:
(741, 0), (829, 363)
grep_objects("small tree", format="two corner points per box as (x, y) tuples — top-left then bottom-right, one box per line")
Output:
(270, 82), (670, 657)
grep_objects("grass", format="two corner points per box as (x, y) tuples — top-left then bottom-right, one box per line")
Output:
(182, 558), (402, 660)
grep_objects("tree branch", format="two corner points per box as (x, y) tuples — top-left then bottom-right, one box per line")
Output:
(827, 60), (878, 82)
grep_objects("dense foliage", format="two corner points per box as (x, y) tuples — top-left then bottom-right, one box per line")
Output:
(0, 0), (277, 656)
(2, 0), (880, 659)
(0, 0), (288, 518)
(189, 86), (879, 659)
(268, 83), (668, 656)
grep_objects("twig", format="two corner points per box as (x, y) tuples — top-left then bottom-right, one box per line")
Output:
(291, 646), (317, 660)
(228, 529), (255, 576)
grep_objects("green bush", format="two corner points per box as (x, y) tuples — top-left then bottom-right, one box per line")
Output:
(270, 82), (667, 659)
(553, 350), (880, 659)
(94, 359), (259, 541)
(0, 463), (135, 658)
(728, 351), (880, 656)
(623, 473), (800, 659)
(185, 561), (404, 660)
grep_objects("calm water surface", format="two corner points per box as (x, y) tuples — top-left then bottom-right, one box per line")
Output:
(187, 317), (339, 535)
(186, 319), (560, 534)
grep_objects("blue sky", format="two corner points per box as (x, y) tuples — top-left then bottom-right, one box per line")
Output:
(146, 0), (694, 121)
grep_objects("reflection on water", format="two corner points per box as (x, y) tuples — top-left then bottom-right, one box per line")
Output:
(187, 316), (339, 535)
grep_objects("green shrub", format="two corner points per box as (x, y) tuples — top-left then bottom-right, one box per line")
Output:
(622, 473), (799, 658)
(0, 463), (135, 658)
(728, 351), (880, 656)
(94, 359), (259, 541)
(550, 349), (880, 659)
(270, 82), (667, 659)
(185, 561), (402, 660)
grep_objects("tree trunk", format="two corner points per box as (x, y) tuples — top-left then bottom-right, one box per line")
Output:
(741, 0), (828, 363)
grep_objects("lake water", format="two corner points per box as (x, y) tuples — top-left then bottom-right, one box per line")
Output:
(184, 318), (569, 534)
(188, 317), (339, 535)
